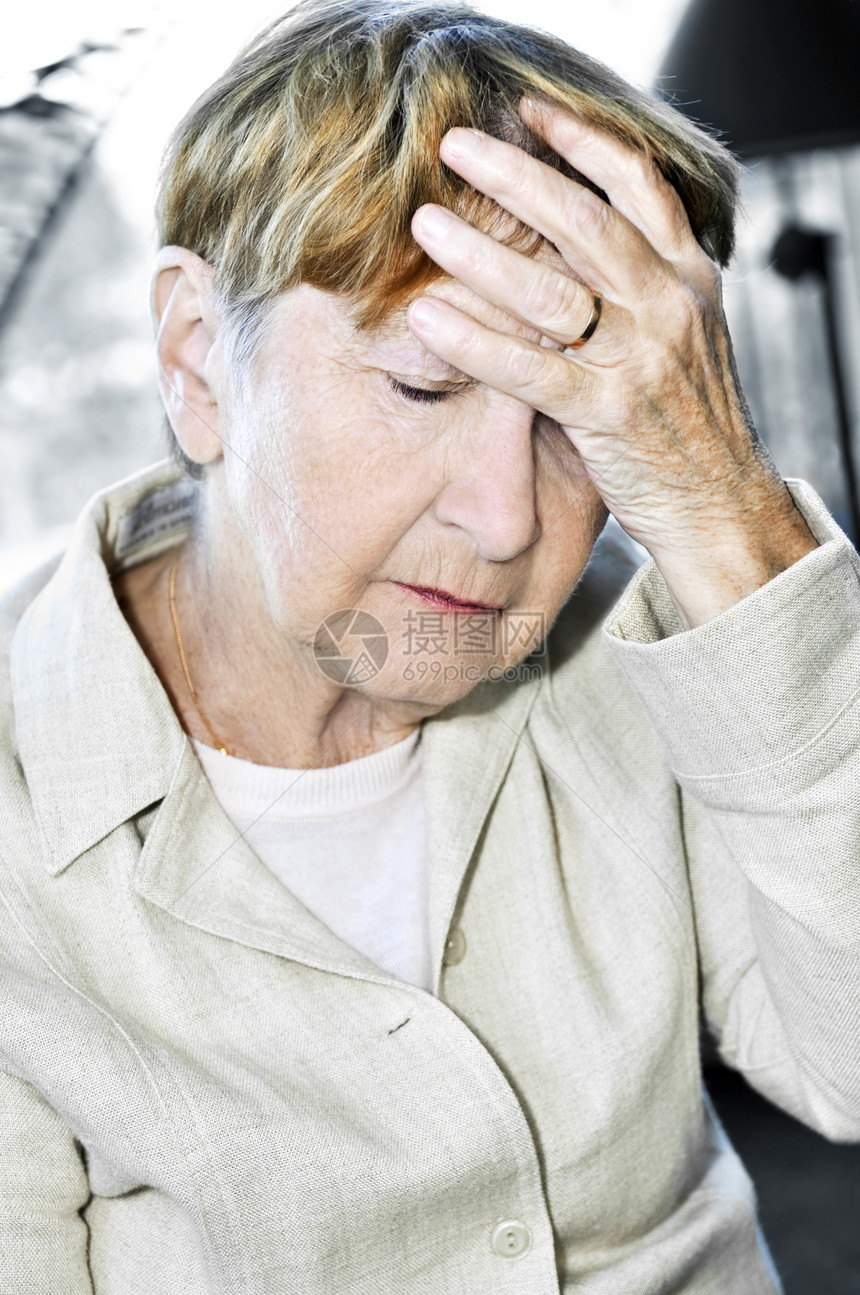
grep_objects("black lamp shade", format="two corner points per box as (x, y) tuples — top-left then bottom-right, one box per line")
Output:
(658, 0), (860, 158)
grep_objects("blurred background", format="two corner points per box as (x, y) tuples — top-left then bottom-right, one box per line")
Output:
(1, 1), (859, 1290)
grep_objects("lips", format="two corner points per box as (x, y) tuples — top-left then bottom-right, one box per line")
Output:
(391, 582), (504, 612)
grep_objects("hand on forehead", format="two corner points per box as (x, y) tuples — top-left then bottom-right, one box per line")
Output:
(401, 94), (793, 572)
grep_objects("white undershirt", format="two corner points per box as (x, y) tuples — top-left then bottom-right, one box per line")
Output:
(190, 727), (432, 991)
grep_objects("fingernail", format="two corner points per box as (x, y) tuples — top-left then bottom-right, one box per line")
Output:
(414, 205), (455, 240)
(443, 127), (484, 157)
(408, 297), (445, 331)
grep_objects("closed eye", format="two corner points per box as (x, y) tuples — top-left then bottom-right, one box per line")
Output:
(387, 377), (457, 404)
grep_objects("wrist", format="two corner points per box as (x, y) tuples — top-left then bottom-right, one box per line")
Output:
(647, 493), (820, 631)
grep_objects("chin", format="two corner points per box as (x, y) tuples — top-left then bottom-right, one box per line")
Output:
(363, 654), (512, 710)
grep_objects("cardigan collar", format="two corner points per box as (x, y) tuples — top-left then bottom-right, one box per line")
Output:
(10, 458), (195, 877)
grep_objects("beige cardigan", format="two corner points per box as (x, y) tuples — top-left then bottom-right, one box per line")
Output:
(2, 458), (859, 1294)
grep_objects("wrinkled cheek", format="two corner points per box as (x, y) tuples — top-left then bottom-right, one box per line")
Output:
(532, 487), (608, 622)
(537, 457), (606, 551)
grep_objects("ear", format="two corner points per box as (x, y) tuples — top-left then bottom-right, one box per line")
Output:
(151, 246), (223, 466)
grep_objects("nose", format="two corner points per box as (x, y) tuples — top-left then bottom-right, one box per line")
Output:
(433, 394), (543, 563)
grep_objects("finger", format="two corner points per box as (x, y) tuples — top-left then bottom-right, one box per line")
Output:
(411, 203), (632, 357)
(405, 293), (600, 427)
(439, 127), (664, 304)
(519, 97), (706, 268)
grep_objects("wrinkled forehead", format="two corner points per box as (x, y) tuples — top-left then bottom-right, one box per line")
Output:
(252, 223), (580, 375)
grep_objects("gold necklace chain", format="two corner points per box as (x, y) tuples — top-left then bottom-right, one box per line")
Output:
(168, 558), (229, 756)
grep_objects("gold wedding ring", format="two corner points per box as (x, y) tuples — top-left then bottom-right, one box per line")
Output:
(568, 292), (602, 349)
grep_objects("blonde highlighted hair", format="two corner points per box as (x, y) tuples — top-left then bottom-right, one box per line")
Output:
(157, 0), (739, 475)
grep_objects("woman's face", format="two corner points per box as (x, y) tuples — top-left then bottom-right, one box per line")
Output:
(214, 272), (608, 708)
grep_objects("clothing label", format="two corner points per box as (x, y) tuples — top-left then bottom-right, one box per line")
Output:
(115, 482), (197, 559)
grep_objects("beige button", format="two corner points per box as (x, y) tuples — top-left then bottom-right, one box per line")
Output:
(442, 927), (467, 966)
(491, 1220), (531, 1259)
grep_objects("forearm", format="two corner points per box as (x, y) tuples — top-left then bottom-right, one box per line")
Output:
(603, 477), (860, 1135)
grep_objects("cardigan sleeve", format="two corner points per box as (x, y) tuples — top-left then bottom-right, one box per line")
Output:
(600, 478), (860, 1142)
(0, 1067), (94, 1293)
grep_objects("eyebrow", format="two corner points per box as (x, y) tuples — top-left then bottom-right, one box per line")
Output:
(356, 311), (472, 380)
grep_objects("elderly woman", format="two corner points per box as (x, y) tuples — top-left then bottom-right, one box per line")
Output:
(2, 0), (859, 1291)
